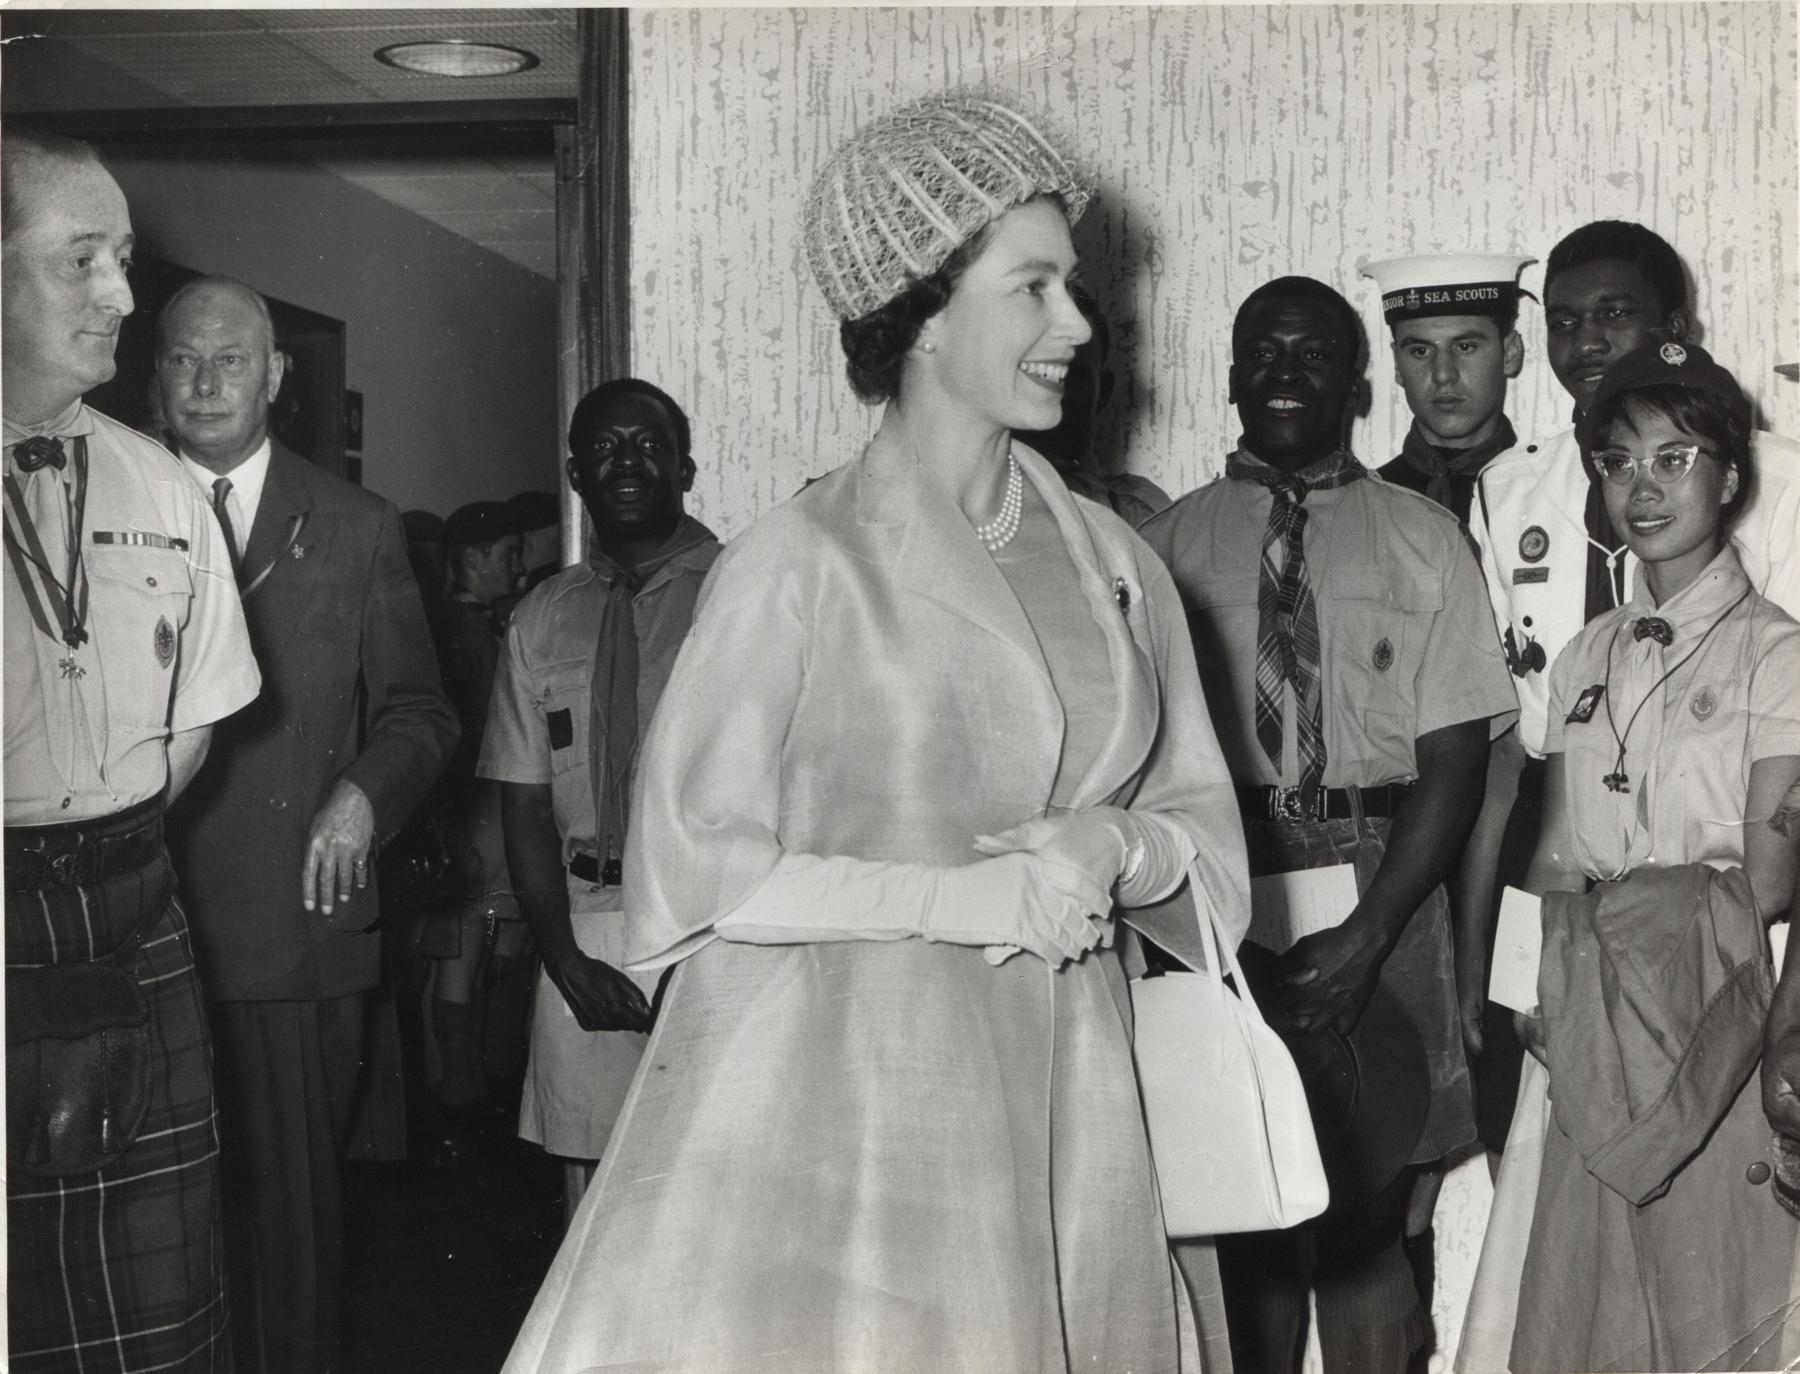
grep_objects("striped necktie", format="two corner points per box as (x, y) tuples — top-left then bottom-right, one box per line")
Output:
(1226, 447), (1364, 807)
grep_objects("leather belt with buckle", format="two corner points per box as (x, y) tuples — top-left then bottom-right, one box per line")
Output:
(568, 853), (622, 887)
(6, 798), (166, 895)
(1236, 783), (1413, 824)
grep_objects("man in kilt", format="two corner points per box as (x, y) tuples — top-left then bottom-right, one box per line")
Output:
(4, 127), (262, 1371)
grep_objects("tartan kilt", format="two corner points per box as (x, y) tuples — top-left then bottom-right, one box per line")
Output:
(7, 851), (231, 1373)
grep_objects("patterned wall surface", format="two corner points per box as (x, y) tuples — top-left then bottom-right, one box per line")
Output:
(630, 3), (1798, 540)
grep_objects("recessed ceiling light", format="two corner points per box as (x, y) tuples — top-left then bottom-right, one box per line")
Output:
(375, 40), (539, 78)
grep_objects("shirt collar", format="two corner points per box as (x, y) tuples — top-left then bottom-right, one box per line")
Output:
(586, 514), (719, 591)
(1625, 542), (1751, 635)
(4, 399), (94, 446)
(179, 436), (272, 521)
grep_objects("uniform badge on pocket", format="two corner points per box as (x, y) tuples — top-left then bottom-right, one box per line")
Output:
(1372, 638), (1394, 672)
(154, 617), (175, 668)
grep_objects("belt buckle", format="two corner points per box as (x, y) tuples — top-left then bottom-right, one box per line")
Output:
(46, 850), (81, 886)
(601, 858), (622, 887)
(1270, 786), (1307, 823)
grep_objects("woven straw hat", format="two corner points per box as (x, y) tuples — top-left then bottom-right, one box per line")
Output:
(803, 91), (1091, 322)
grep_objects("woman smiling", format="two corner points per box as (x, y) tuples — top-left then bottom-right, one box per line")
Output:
(1466, 340), (1800, 1372)
(501, 92), (1249, 1373)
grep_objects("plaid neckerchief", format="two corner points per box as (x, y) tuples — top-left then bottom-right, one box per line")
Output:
(1226, 446), (1365, 803)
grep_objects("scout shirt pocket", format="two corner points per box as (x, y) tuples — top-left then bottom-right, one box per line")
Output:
(82, 543), (194, 729)
(1323, 563), (1440, 749)
(1179, 572), (1262, 737)
(536, 659), (590, 784)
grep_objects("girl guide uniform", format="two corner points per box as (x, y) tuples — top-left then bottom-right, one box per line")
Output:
(1470, 421), (1800, 757)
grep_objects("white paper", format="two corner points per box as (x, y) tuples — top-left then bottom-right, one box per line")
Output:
(1772, 922), (1789, 981)
(1487, 885), (1542, 1013)
(1246, 863), (1359, 954)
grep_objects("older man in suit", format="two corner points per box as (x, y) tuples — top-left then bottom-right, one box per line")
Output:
(159, 275), (457, 1374)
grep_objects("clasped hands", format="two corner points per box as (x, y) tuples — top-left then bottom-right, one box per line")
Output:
(955, 808), (1135, 966)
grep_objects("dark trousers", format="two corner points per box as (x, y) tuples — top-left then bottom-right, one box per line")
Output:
(1218, 1202), (1429, 1374)
(213, 994), (367, 1374)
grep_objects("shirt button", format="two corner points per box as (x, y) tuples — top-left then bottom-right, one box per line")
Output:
(146, 576), (157, 587)
(60, 796), (72, 810)
(1748, 1161), (1773, 1185)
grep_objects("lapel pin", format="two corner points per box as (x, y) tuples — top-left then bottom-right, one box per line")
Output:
(291, 544), (307, 559)
(1113, 576), (1132, 614)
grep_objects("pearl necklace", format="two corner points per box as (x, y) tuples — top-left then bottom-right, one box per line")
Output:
(973, 451), (1024, 553)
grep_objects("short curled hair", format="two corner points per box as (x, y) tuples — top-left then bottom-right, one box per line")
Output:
(1581, 384), (1756, 534)
(568, 377), (691, 458)
(1545, 221), (1688, 320)
(838, 192), (1076, 405)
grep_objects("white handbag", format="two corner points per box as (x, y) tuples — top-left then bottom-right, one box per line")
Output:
(1129, 871), (1329, 1237)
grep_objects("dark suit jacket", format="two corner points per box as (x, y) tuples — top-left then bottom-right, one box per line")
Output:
(170, 442), (458, 1001)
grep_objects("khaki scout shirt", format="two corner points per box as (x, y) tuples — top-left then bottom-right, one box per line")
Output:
(1139, 471), (1517, 787)
(4, 403), (260, 825)
(1544, 546), (1800, 880)
(477, 535), (721, 908)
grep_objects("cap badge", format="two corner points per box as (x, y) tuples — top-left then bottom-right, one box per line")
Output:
(1403, 288), (1421, 312)
(1660, 342), (1688, 366)
(1519, 525), (1549, 563)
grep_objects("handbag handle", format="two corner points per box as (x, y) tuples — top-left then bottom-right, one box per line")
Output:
(1190, 860), (1266, 1021)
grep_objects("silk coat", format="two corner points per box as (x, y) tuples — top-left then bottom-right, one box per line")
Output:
(503, 442), (1248, 1374)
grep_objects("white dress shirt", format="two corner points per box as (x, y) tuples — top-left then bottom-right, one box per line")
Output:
(179, 436), (272, 550)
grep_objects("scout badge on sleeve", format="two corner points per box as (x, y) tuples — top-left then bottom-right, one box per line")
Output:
(1567, 683), (1606, 725)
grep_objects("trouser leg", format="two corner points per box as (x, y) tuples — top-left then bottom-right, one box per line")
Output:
(214, 994), (367, 1374)
(1313, 1233), (1429, 1374)
(1217, 1227), (1311, 1374)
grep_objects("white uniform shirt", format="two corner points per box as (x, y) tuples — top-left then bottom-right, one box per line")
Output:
(178, 436), (271, 546)
(4, 404), (261, 824)
(1471, 427), (1800, 756)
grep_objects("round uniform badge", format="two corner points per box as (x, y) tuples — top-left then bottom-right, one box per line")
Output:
(1519, 526), (1550, 564)
(1691, 685), (1717, 721)
(1372, 638), (1394, 672)
(154, 616), (175, 668)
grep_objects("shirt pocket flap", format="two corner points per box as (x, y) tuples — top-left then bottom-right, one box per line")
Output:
(1328, 564), (1442, 613)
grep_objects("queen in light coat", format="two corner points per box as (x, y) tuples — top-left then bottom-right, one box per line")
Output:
(504, 92), (1249, 1374)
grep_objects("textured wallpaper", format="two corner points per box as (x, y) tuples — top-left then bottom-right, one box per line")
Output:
(630, 3), (1798, 540)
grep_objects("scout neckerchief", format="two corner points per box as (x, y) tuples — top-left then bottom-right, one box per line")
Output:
(4, 432), (92, 679)
(1397, 414), (1516, 523)
(588, 515), (717, 876)
(1226, 445), (1365, 808)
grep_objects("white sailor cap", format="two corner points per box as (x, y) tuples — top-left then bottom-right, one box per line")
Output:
(1360, 253), (1536, 328)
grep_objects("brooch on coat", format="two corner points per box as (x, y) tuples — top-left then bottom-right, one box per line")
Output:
(1113, 576), (1132, 615)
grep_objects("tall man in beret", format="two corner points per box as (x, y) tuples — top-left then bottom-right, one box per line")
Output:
(1140, 276), (1515, 1374)
(479, 378), (721, 1218)
(158, 275), (457, 1373)
(5, 127), (261, 1374)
